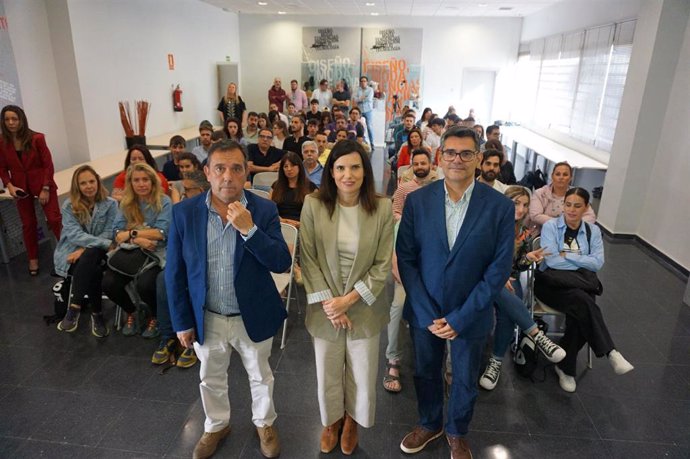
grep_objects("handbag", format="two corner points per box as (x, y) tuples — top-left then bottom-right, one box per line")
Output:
(536, 267), (603, 295)
(107, 243), (159, 278)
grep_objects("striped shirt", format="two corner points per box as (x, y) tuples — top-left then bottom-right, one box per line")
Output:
(445, 180), (475, 249)
(205, 191), (254, 315)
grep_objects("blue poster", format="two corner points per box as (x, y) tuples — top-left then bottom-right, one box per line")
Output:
(0, 0), (22, 107)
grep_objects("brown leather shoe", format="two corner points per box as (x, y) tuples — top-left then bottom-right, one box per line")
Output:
(257, 424), (280, 458)
(340, 413), (358, 455)
(192, 425), (231, 459)
(320, 418), (343, 453)
(400, 425), (443, 453)
(447, 435), (473, 459)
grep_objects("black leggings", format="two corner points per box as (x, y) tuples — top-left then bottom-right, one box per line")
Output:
(69, 247), (108, 313)
(102, 266), (161, 317)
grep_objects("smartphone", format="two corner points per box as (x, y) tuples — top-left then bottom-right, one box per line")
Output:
(14, 189), (29, 199)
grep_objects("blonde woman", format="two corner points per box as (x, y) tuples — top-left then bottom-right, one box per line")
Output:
(217, 82), (247, 126)
(55, 165), (118, 337)
(102, 163), (171, 338)
(300, 140), (393, 455)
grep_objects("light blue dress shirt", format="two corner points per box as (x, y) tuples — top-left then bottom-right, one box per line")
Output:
(444, 180), (475, 249)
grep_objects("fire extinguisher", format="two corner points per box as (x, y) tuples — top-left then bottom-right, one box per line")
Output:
(173, 84), (183, 112)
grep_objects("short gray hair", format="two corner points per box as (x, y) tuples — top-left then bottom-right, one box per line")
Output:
(182, 170), (210, 191)
(302, 140), (317, 154)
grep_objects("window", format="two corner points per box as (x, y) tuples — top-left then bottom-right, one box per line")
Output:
(515, 20), (636, 153)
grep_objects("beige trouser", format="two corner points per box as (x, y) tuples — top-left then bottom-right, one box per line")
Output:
(313, 333), (380, 428)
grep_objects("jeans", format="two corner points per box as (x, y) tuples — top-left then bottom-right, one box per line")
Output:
(362, 110), (375, 147)
(155, 271), (175, 340)
(385, 282), (406, 361)
(492, 281), (537, 360)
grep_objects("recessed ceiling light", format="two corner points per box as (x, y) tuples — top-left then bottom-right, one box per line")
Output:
(370, 12), (379, 16)
(478, 3), (488, 6)
(499, 6), (513, 10)
(257, 1), (267, 5)
(278, 11), (286, 14)
(365, 2), (375, 6)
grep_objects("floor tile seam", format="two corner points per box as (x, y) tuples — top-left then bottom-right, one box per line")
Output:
(572, 391), (690, 403)
(92, 396), (137, 449)
(599, 438), (685, 447)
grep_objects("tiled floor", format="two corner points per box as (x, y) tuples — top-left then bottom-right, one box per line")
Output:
(1, 153), (689, 458)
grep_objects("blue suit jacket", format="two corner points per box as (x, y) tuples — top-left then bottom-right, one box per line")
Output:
(396, 180), (514, 340)
(165, 191), (291, 344)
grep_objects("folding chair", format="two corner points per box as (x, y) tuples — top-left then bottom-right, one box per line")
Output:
(527, 237), (593, 369)
(272, 222), (299, 349)
(252, 172), (278, 192)
(248, 188), (270, 199)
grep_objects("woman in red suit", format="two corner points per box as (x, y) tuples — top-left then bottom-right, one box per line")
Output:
(0, 105), (62, 275)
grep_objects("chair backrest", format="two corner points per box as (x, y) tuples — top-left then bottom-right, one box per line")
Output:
(253, 172), (278, 189)
(280, 222), (299, 258)
(398, 165), (410, 175)
(524, 236), (541, 309)
(248, 188), (270, 199)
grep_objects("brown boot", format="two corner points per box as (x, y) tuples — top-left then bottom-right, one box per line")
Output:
(340, 413), (358, 455)
(192, 425), (231, 459)
(447, 434), (473, 459)
(256, 424), (280, 458)
(320, 418), (343, 453)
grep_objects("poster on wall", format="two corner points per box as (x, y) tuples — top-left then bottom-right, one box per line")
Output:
(361, 28), (423, 122)
(0, 0), (22, 109)
(302, 27), (361, 95)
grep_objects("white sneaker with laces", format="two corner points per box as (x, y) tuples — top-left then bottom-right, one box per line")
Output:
(531, 330), (566, 363)
(554, 365), (576, 392)
(479, 357), (502, 391)
(608, 350), (634, 375)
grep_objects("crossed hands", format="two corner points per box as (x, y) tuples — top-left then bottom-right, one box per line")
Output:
(428, 318), (458, 340)
(322, 294), (356, 331)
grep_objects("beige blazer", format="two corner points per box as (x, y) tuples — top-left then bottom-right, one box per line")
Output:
(300, 194), (394, 341)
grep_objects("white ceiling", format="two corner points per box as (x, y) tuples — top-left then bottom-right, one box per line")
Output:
(202, 0), (570, 17)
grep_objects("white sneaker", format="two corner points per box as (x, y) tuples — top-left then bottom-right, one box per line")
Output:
(531, 330), (566, 363)
(608, 350), (634, 375)
(554, 365), (576, 392)
(479, 357), (502, 391)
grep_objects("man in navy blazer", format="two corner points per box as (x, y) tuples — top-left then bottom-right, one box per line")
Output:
(396, 127), (514, 459)
(166, 140), (291, 459)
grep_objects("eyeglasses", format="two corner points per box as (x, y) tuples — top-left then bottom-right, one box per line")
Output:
(258, 135), (273, 140)
(441, 149), (478, 162)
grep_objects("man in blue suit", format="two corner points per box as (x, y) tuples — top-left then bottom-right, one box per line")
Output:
(166, 140), (291, 459)
(397, 127), (514, 459)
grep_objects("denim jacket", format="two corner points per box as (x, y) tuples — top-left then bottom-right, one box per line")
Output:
(112, 195), (172, 267)
(539, 215), (604, 273)
(53, 197), (118, 277)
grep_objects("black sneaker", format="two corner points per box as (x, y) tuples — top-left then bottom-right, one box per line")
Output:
(57, 306), (81, 333)
(531, 330), (566, 363)
(479, 357), (502, 390)
(91, 313), (109, 338)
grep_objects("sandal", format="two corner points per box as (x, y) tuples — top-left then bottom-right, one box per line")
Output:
(383, 361), (402, 393)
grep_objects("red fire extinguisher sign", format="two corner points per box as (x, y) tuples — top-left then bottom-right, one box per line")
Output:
(173, 85), (183, 112)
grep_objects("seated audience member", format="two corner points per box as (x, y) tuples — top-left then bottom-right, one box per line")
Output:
(479, 186), (565, 390)
(445, 113), (461, 128)
(170, 153), (202, 204)
(223, 117), (247, 147)
(477, 149), (508, 193)
(332, 128), (349, 146)
(320, 111), (333, 134)
(192, 120), (214, 163)
(393, 112), (416, 154)
(486, 124), (501, 142)
(103, 163), (172, 338)
(244, 112), (261, 145)
(331, 78), (351, 113)
(347, 107), (367, 143)
(112, 145), (169, 201)
(311, 79), (333, 110)
(151, 169), (209, 368)
(302, 141), (323, 187)
(283, 115), (308, 158)
(258, 112), (270, 131)
(306, 118), (320, 140)
(473, 124), (485, 147)
(211, 130), (226, 146)
(443, 105), (456, 119)
(272, 120), (289, 150)
(425, 117), (445, 156)
(55, 166), (118, 337)
(269, 151), (317, 228)
(217, 82), (247, 125)
(484, 138), (516, 185)
(530, 162), (596, 233)
(396, 127), (430, 171)
(269, 103), (289, 124)
(287, 102), (298, 117)
(306, 99), (322, 122)
(268, 110), (280, 127)
(416, 107), (434, 131)
(464, 117), (476, 128)
(247, 128), (284, 182)
(536, 188), (633, 392)
(384, 149), (437, 393)
(327, 116), (356, 143)
(315, 131), (331, 166)
(162, 135), (186, 181)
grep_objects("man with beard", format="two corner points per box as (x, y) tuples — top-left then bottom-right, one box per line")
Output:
(288, 79), (308, 113)
(383, 148), (437, 395)
(282, 115), (308, 158)
(268, 77), (288, 113)
(244, 112), (260, 145)
(477, 149), (508, 193)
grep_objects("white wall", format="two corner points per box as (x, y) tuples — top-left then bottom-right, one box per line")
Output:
(238, 14), (522, 124)
(4, 0), (71, 169)
(637, 11), (690, 269)
(66, 0), (240, 159)
(521, 0), (643, 41)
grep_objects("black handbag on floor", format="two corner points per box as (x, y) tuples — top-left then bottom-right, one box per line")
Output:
(107, 244), (158, 278)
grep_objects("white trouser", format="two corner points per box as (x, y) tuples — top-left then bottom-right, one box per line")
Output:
(313, 333), (379, 428)
(385, 282), (407, 361)
(194, 311), (277, 432)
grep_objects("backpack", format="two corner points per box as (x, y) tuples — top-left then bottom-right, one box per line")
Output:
(43, 277), (72, 325)
(517, 169), (547, 191)
(514, 318), (548, 380)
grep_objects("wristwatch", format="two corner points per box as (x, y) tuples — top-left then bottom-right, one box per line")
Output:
(130, 229), (139, 239)
(42, 186), (50, 191)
